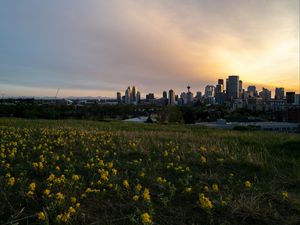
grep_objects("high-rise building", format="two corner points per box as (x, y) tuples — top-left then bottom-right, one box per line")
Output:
(125, 87), (131, 104)
(239, 80), (243, 98)
(205, 85), (215, 98)
(136, 91), (141, 104)
(247, 86), (257, 97)
(196, 92), (202, 101)
(180, 92), (187, 104)
(146, 93), (155, 101)
(163, 91), (168, 99)
(226, 75), (240, 99)
(168, 89), (175, 105)
(275, 88), (285, 100)
(132, 86), (137, 103)
(186, 86), (193, 104)
(215, 83), (224, 104)
(259, 88), (271, 102)
(286, 92), (295, 104)
(218, 79), (224, 85)
(116, 92), (122, 103)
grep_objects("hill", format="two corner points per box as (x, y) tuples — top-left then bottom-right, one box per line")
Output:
(0, 118), (299, 225)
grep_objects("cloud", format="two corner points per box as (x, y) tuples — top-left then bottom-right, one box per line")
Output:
(0, 0), (298, 97)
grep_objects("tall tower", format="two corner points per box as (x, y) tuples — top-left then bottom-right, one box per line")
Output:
(227, 75), (240, 99)
(168, 89), (175, 105)
(186, 85), (193, 104)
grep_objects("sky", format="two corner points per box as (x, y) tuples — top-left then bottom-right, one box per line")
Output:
(0, 0), (299, 98)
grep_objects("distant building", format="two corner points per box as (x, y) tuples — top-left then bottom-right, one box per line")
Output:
(286, 92), (295, 104)
(146, 93), (155, 101)
(195, 92), (202, 101)
(275, 87), (285, 100)
(239, 80), (243, 98)
(168, 89), (175, 105)
(116, 92), (122, 103)
(186, 86), (193, 104)
(226, 75), (240, 99)
(163, 91), (168, 99)
(218, 79), (224, 85)
(205, 85), (215, 98)
(259, 88), (271, 102)
(215, 82), (224, 104)
(136, 91), (141, 104)
(247, 86), (257, 97)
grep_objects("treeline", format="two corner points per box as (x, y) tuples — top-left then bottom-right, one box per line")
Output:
(0, 104), (231, 124)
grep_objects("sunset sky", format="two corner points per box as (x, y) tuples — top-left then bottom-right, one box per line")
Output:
(0, 0), (299, 97)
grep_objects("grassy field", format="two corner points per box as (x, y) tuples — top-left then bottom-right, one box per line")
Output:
(0, 118), (299, 225)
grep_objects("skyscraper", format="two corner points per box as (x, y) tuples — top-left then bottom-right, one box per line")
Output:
(227, 75), (240, 99)
(247, 86), (257, 97)
(186, 86), (193, 104)
(239, 80), (243, 98)
(168, 89), (175, 105)
(125, 87), (131, 104)
(259, 88), (271, 102)
(132, 86), (137, 103)
(275, 88), (285, 100)
(163, 91), (168, 99)
(286, 92), (295, 104)
(136, 91), (141, 104)
(116, 92), (122, 103)
(218, 79), (224, 85)
(205, 85), (215, 98)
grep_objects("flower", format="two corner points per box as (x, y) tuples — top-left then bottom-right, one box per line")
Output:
(43, 189), (51, 197)
(141, 212), (152, 224)
(203, 185), (209, 192)
(71, 197), (77, 204)
(143, 188), (151, 202)
(123, 180), (129, 189)
(212, 183), (219, 192)
(199, 193), (213, 209)
(244, 180), (252, 189)
(135, 184), (142, 192)
(8, 177), (15, 186)
(185, 187), (192, 193)
(56, 192), (64, 201)
(68, 206), (76, 215)
(37, 212), (46, 221)
(133, 195), (139, 201)
(29, 182), (36, 191)
(72, 174), (80, 181)
(282, 191), (288, 199)
(26, 191), (34, 197)
(200, 156), (207, 164)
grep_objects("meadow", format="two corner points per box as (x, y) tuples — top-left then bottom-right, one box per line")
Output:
(0, 118), (299, 225)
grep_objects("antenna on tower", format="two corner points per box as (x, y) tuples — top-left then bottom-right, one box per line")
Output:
(187, 85), (191, 92)
(55, 88), (60, 99)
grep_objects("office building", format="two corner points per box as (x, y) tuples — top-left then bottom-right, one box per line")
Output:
(168, 89), (175, 105)
(259, 88), (271, 102)
(116, 92), (122, 103)
(247, 86), (257, 97)
(275, 88), (285, 100)
(286, 92), (295, 104)
(226, 75), (240, 99)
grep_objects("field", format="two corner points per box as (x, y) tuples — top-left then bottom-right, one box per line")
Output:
(0, 118), (300, 225)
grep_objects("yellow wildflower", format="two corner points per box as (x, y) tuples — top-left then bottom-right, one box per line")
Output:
(212, 183), (219, 192)
(43, 189), (51, 197)
(185, 187), (192, 193)
(199, 193), (213, 209)
(37, 212), (46, 221)
(8, 177), (15, 186)
(68, 206), (76, 215)
(26, 191), (34, 197)
(56, 192), (64, 201)
(282, 191), (288, 199)
(71, 197), (77, 204)
(132, 195), (139, 201)
(244, 180), (252, 189)
(200, 156), (207, 164)
(135, 183), (142, 192)
(72, 174), (80, 181)
(123, 180), (130, 189)
(141, 212), (152, 224)
(29, 182), (36, 191)
(143, 188), (151, 202)
(203, 185), (209, 192)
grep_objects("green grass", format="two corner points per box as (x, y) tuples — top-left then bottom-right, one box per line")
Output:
(0, 118), (299, 225)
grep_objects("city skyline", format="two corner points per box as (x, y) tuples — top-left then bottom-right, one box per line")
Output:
(0, 0), (299, 97)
